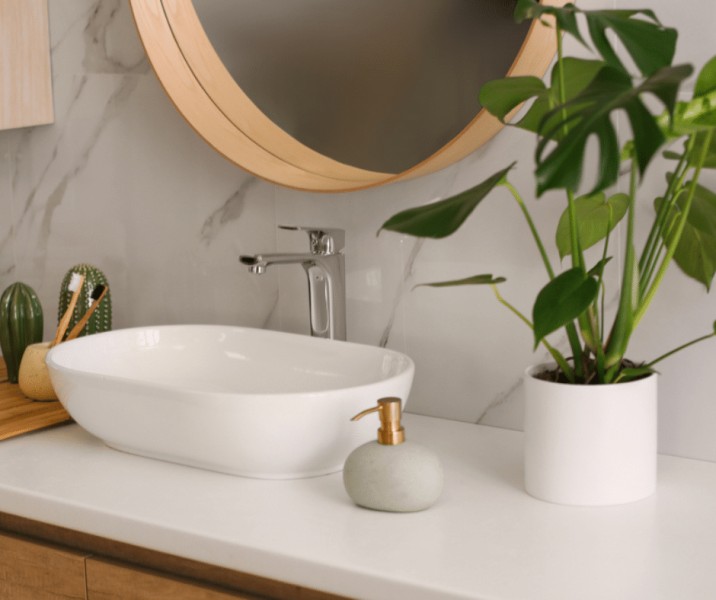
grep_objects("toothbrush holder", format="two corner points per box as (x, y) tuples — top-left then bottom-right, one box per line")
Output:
(58, 264), (112, 338)
(18, 341), (57, 401)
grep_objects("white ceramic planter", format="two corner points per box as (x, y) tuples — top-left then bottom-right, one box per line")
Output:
(524, 365), (657, 506)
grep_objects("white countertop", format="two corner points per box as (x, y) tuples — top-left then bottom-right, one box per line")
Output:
(0, 415), (715, 600)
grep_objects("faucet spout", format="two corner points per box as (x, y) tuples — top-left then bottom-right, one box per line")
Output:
(239, 227), (347, 341)
(240, 253), (311, 275)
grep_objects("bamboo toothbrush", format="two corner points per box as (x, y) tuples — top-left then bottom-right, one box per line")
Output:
(64, 284), (108, 341)
(50, 273), (85, 347)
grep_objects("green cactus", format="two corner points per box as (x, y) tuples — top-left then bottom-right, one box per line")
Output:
(0, 283), (44, 383)
(58, 264), (112, 338)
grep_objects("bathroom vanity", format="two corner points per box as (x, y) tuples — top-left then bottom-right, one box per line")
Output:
(0, 415), (715, 599)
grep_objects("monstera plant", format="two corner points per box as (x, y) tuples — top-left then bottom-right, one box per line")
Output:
(381, 0), (716, 386)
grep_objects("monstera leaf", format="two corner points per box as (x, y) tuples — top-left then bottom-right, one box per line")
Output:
(416, 275), (507, 289)
(478, 76), (547, 125)
(535, 63), (692, 196)
(514, 0), (677, 77)
(665, 59), (716, 138)
(657, 182), (716, 290)
(482, 2), (688, 197)
(480, 58), (603, 137)
(515, 0), (585, 45)
(662, 57), (716, 168)
(688, 133), (716, 169)
(379, 164), (513, 239)
(555, 192), (629, 259)
(695, 56), (716, 98)
(532, 268), (599, 348)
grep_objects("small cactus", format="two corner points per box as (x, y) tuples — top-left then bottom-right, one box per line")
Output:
(0, 282), (44, 383)
(58, 264), (111, 338)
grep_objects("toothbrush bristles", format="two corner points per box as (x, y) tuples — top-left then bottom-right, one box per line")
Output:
(68, 272), (83, 292)
(50, 272), (86, 347)
(64, 283), (108, 342)
(90, 284), (106, 301)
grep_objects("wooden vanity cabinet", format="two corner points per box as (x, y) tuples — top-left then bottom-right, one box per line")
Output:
(0, 513), (344, 600)
(85, 558), (255, 600)
(0, 532), (88, 600)
(0, 532), (252, 600)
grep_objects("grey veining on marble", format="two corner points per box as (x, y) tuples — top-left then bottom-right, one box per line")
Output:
(200, 179), (259, 246)
(82, 0), (148, 74)
(11, 74), (141, 285)
(379, 238), (423, 349)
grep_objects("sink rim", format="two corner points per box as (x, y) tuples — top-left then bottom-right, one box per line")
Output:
(46, 323), (415, 399)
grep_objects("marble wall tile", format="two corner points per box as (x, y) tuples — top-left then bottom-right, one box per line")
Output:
(0, 1), (278, 341)
(0, 132), (20, 279)
(1, 0), (715, 462)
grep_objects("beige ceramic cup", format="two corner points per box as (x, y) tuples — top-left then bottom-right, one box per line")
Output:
(18, 342), (58, 401)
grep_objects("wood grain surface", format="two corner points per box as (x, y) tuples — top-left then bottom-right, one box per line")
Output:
(0, 360), (72, 441)
(0, 0), (54, 130)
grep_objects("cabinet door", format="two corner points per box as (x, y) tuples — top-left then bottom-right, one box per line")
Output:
(86, 558), (256, 600)
(0, 0), (54, 129)
(0, 532), (88, 600)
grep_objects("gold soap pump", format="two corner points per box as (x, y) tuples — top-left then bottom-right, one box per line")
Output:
(343, 397), (443, 513)
(351, 397), (405, 445)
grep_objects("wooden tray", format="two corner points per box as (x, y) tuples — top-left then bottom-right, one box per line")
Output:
(0, 359), (72, 441)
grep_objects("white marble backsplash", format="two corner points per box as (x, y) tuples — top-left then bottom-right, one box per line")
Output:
(1, 0), (715, 462)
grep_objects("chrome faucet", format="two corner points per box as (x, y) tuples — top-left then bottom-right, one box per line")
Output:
(239, 226), (346, 341)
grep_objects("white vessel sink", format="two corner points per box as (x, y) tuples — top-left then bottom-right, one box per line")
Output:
(46, 325), (414, 479)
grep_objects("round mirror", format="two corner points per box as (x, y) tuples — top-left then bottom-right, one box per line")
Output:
(130, 0), (566, 192)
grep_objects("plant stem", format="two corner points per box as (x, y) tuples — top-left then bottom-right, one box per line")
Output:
(503, 181), (555, 279)
(604, 160), (639, 372)
(638, 142), (692, 298)
(598, 208), (613, 340)
(567, 191), (593, 374)
(490, 284), (532, 329)
(645, 332), (716, 369)
(490, 285), (575, 382)
(635, 129), (714, 327)
(638, 149), (687, 276)
(566, 191), (584, 270)
(591, 210), (613, 382)
(555, 25), (585, 379)
(502, 178), (581, 379)
(556, 31), (583, 271)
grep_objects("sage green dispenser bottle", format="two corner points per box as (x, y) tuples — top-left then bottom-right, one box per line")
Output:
(343, 397), (443, 512)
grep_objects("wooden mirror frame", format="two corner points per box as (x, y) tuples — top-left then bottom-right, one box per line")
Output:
(130, 0), (568, 192)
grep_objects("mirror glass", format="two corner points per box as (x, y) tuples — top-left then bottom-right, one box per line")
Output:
(192, 0), (529, 173)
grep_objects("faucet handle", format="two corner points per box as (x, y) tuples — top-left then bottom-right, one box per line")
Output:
(279, 225), (345, 255)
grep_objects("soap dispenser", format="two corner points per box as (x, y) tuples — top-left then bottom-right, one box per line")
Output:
(343, 397), (443, 512)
